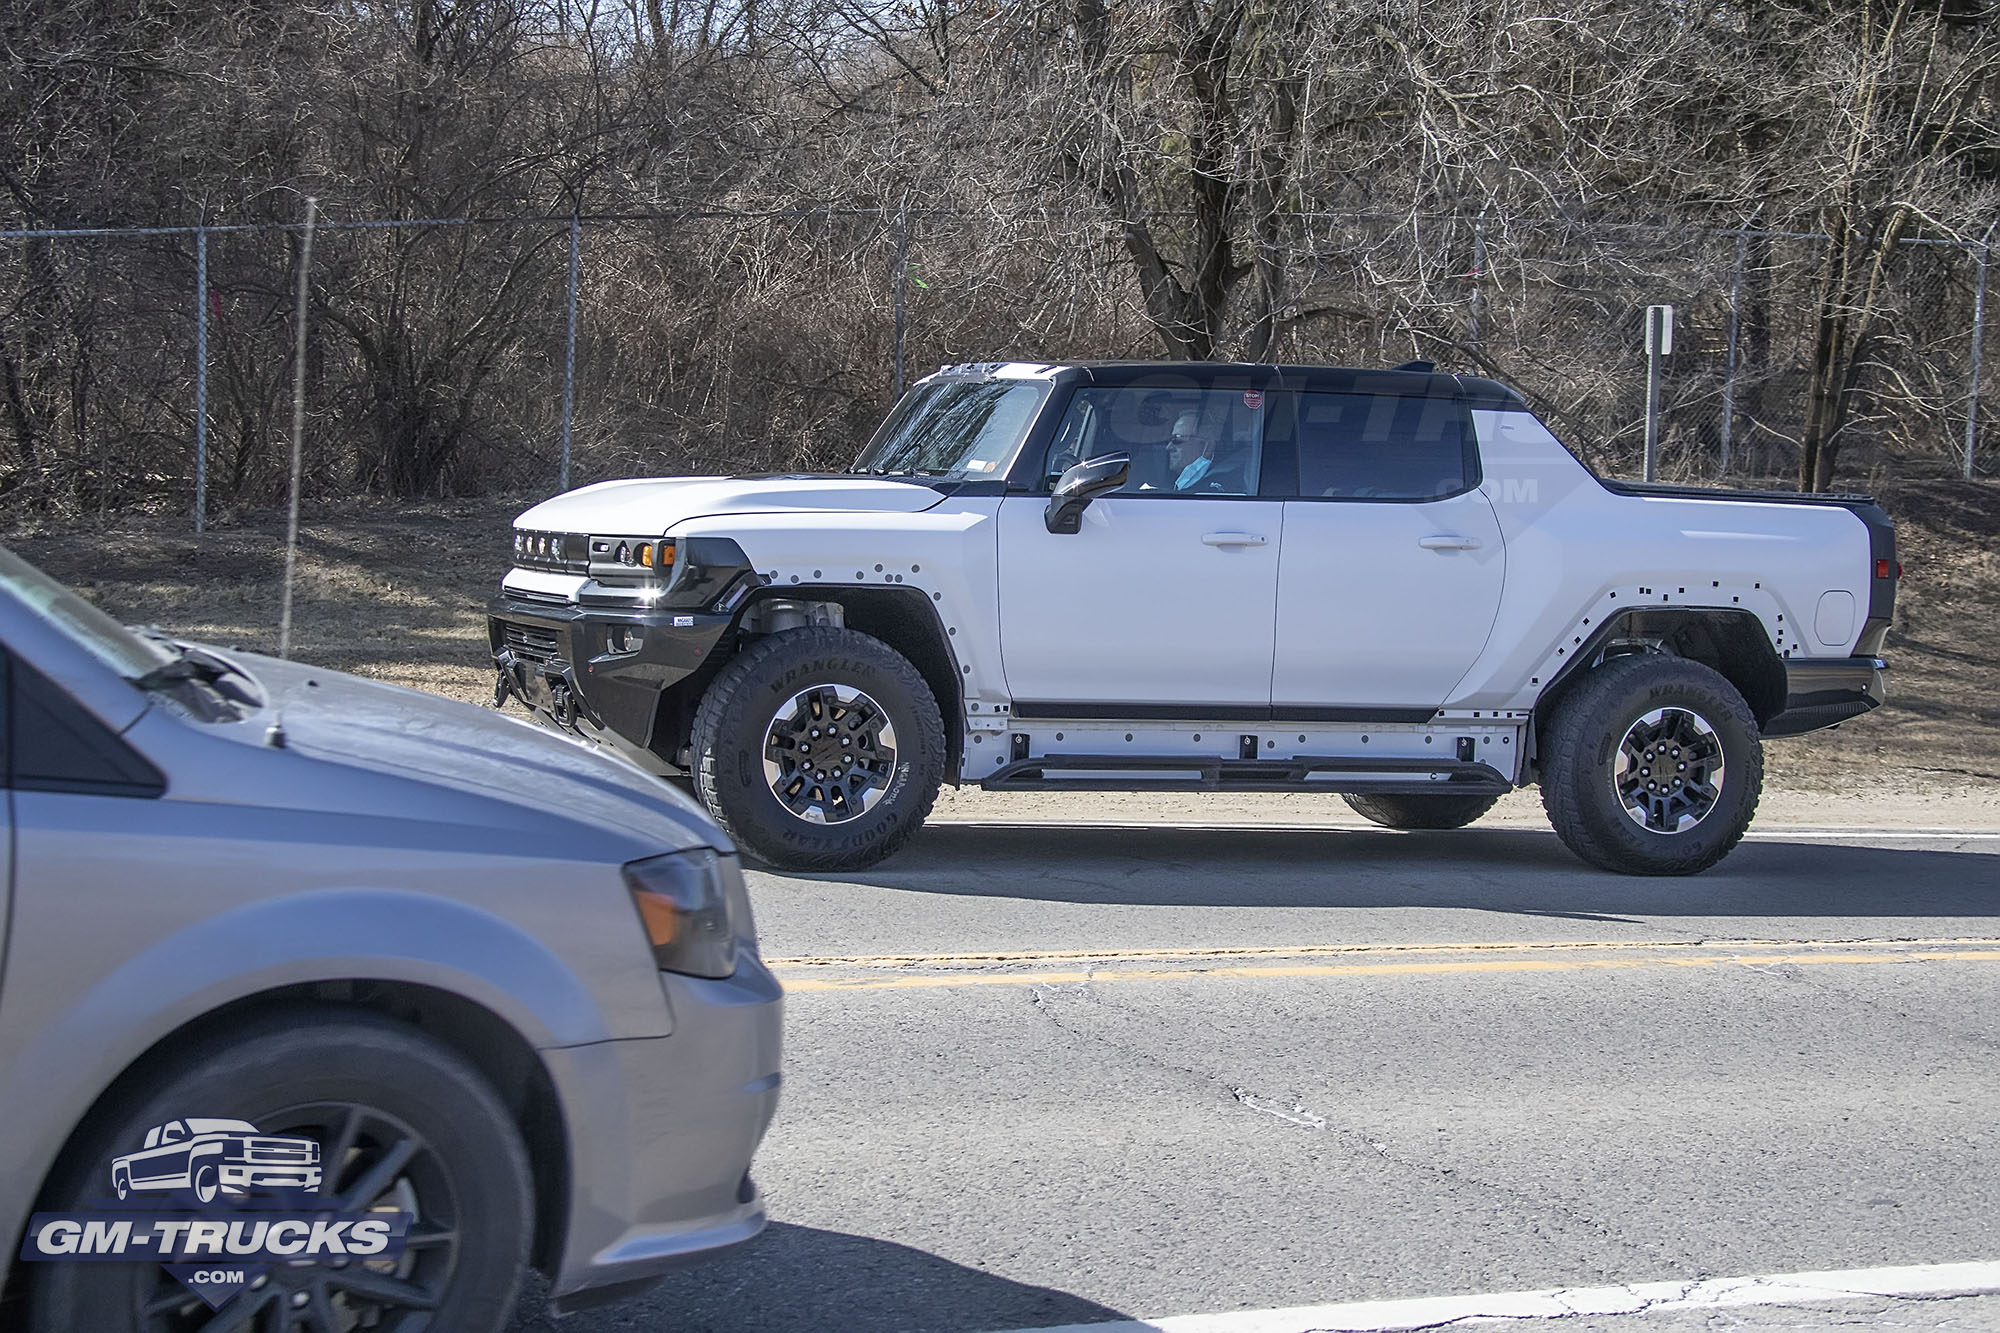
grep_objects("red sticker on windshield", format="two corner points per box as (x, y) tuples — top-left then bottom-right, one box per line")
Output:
(1244, 390), (1264, 409)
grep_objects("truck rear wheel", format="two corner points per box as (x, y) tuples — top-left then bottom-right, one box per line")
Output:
(692, 626), (945, 871)
(1539, 653), (1763, 875)
(1342, 792), (1500, 830)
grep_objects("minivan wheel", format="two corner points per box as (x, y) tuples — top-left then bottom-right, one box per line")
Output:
(1539, 653), (1764, 875)
(692, 626), (945, 871)
(1341, 792), (1501, 830)
(28, 1010), (533, 1333)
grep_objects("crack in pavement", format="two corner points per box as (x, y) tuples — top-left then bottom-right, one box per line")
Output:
(1016, 982), (1692, 1280)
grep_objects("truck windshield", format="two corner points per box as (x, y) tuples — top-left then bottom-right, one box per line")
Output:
(852, 379), (1048, 478)
(0, 544), (172, 679)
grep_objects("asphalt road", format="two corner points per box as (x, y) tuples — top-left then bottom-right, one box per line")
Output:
(513, 820), (2000, 1333)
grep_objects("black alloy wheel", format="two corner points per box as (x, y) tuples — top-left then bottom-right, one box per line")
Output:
(761, 683), (900, 824)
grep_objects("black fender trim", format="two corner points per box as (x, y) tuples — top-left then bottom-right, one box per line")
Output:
(1531, 607), (1788, 727)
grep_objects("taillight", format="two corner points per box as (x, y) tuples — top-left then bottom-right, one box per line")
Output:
(1875, 558), (1900, 579)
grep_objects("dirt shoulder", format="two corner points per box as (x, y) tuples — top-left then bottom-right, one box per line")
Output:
(5, 480), (1997, 829)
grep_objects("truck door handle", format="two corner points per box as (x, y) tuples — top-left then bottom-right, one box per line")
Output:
(1419, 535), (1481, 550)
(1201, 532), (1268, 547)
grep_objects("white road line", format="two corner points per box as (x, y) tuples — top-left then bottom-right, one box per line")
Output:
(927, 819), (2000, 840)
(994, 1260), (2000, 1333)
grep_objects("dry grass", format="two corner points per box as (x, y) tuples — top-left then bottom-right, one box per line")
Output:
(6, 481), (1997, 801)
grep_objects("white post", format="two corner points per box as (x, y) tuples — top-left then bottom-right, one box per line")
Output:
(559, 212), (580, 493)
(892, 195), (909, 400)
(1469, 208), (1487, 351)
(1644, 304), (1674, 483)
(278, 198), (316, 663)
(1721, 234), (1746, 476)
(1968, 239), (1990, 481)
(193, 227), (209, 533)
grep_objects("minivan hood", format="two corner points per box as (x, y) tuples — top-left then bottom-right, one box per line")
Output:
(515, 474), (944, 535)
(215, 653), (720, 860)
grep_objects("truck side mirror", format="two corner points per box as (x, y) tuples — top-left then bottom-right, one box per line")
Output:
(1044, 454), (1130, 534)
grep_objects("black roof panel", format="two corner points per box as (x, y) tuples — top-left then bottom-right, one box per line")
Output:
(933, 360), (1527, 405)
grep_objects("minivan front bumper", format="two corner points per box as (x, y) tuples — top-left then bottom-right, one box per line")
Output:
(539, 952), (783, 1310)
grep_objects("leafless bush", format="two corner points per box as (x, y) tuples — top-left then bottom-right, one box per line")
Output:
(3, 0), (1999, 516)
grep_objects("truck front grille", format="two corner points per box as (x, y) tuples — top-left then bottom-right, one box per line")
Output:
(512, 529), (588, 574)
(245, 1141), (317, 1163)
(502, 623), (562, 664)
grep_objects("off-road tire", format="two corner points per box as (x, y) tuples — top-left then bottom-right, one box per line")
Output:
(692, 626), (945, 871)
(1342, 792), (1501, 830)
(28, 1008), (533, 1333)
(1539, 653), (1764, 875)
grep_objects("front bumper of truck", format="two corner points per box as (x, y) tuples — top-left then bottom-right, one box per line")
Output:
(490, 595), (735, 756)
(1761, 656), (1888, 738)
(490, 538), (762, 765)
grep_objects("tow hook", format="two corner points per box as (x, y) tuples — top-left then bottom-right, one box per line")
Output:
(549, 678), (578, 728)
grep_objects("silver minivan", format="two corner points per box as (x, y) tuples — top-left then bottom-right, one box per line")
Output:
(0, 545), (781, 1330)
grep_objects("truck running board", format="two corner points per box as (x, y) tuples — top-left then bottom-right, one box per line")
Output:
(979, 753), (1512, 795)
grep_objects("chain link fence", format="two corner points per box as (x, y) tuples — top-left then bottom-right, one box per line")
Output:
(0, 207), (1992, 526)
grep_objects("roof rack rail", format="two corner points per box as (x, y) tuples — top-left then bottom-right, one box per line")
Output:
(1392, 359), (1436, 373)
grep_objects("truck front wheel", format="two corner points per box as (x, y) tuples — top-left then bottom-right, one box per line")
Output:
(1539, 653), (1764, 875)
(692, 626), (945, 871)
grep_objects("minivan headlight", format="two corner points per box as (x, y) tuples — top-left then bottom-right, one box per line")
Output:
(623, 848), (744, 978)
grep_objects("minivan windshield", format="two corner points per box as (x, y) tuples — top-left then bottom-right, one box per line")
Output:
(852, 379), (1048, 479)
(0, 543), (173, 678)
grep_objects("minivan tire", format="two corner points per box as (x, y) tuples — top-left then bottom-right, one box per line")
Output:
(28, 1008), (533, 1333)
(1539, 653), (1764, 875)
(692, 626), (945, 871)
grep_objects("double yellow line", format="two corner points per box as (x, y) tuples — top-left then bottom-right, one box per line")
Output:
(768, 937), (2000, 993)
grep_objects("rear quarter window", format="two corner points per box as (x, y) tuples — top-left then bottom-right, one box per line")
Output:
(1294, 392), (1478, 501)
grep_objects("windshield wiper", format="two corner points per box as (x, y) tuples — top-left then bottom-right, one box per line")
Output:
(131, 639), (260, 713)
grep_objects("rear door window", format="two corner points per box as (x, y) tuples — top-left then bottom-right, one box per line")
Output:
(1292, 392), (1477, 500)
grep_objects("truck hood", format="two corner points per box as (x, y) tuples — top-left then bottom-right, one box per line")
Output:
(194, 651), (723, 861)
(515, 474), (945, 535)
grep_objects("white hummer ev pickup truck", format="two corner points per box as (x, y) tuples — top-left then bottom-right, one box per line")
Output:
(490, 361), (1895, 876)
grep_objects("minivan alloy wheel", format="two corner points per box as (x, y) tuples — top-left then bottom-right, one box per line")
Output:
(30, 1011), (531, 1333)
(1614, 706), (1724, 833)
(133, 1103), (461, 1332)
(761, 682), (899, 824)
